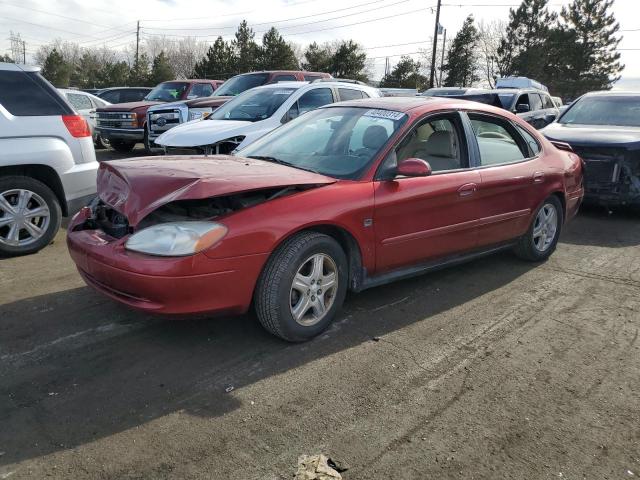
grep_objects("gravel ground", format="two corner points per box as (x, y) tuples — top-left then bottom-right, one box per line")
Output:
(0, 201), (638, 480)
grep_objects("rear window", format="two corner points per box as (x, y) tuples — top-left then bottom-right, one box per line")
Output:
(0, 71), (71, 116)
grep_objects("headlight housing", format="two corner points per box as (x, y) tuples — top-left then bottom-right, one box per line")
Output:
(125, 222), (227, 257)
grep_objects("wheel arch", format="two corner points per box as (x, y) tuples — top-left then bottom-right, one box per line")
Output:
(550, 190), (567, 222)
(0, 164), (67, 216)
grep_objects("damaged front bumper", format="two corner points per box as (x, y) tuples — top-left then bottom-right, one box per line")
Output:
(574, 147), (640, 206)
(67, 207), (267, 316)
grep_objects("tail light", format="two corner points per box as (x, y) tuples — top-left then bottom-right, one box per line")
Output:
(62, 115), (91, 138)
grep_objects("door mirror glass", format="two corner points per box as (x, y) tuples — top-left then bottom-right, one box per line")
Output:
(516, 103), (531, 113)
(397, 158), (432, 177)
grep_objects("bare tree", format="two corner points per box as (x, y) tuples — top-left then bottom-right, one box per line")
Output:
(476, 19), (507, 88)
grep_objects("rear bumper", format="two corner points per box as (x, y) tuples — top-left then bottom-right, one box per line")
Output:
(67, 213), (268, 315)
(96, 127), (144, 142)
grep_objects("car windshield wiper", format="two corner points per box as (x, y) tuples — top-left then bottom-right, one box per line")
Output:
(246, 155), (321, 174)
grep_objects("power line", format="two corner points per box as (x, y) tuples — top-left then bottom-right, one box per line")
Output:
(0, 15), (105, 38)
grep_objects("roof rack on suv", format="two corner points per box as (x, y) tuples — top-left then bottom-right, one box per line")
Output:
(312, 78), (369, 86)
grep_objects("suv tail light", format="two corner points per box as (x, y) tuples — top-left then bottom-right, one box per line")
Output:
(62, 115), (91, 138)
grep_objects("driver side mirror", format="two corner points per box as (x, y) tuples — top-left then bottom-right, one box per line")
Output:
(396, 158), (432, 177)
(516, 103), (531, 113)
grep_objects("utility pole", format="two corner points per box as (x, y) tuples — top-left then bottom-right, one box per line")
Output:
(428, 0), (442, 89)
(135, 20), (140, 66)
(22, 40), (26, 64)
(438, 28), (446, 87)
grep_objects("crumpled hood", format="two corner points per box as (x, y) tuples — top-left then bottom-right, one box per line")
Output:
(542, 123), (640, 149)
(98, 155), (335, 226)
(155, 119), (255, 147)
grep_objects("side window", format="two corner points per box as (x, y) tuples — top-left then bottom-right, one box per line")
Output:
(529, 93), (543, 111)
(297, 88), (334, 115)
(272, 74), (297, 82)
(67, 93), (92, 111)
(338, 88), (364, 101)
(121, 90), (143, 102)
(395, 116), (465, 172)
(304, 75), (323, 82)
(469, 114), (527, 166)
(0, 71), (68, 116)
(100, 90), (120, 103)
(515, 124), (541, 156)
(189, 84), (214, 98)
(541, 94), (555, 109)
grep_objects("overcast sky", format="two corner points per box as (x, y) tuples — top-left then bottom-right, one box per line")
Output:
(0, 0), (637, 82)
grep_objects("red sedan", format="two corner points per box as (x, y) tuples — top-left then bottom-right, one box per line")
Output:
(68, 97), (584, 341)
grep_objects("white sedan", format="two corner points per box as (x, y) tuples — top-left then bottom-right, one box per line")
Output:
(155, 81), (381, 155)
(58, 88), (111, 149)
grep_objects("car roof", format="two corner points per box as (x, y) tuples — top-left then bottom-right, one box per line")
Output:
(0, 62), (40, 73)
(582, 90), (640, 97)
(255, 80), (377, 94)
(99, 86), (150, 91)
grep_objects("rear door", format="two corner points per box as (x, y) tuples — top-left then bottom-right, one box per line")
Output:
(373, 112), (481, 272)
(464, 112), (545, 246)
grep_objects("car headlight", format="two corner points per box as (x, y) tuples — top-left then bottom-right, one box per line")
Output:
(125, 222), (227, 257)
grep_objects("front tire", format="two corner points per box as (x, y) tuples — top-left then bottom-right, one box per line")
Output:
(514, 195), (563, 261)
(254, 232), (348, 342)
(0, 176), (62, 257)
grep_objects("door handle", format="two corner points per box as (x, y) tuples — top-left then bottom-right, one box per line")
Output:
(533, 171), (545, 184)
(458, 183), (478, 197)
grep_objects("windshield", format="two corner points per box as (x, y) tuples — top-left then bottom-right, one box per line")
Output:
(145, 82), (189, 102)
(238, 106), (408, 179)
(497, 93), (515, 109)
(214, 73), (270, 97)
(209, 87), (297, 122)
(559, 96), (640, 127)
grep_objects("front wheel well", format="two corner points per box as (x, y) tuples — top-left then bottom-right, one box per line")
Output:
(0, 165), (67, 216)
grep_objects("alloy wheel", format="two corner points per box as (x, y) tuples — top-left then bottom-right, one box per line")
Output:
(533, 203), (558, 253)
(289, 253), (339, 327)
(0, 189), (51, 247)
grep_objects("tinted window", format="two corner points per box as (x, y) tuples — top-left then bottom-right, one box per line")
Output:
(396, 117), (465, 172)
(189, 83), (214, 98)
(99, 90), (120, 103)
(273, 74), (297, 82)
(214, 73), (270, 96)
(515, 124), (541, 155)
(297, 88), (334, 114)
(559, 95), (640, 127)
(338, 88), (364, 101)
(67, 92), (92, 110)
(0, 71), (69, 116)
(469, 114), (526, 166)
(529, 93), (543, 111)
(303, 75), (323, 82)
(498, 93), (515, 109)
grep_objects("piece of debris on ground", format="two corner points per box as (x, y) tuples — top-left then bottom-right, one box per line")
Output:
(294, 454), (343, 480)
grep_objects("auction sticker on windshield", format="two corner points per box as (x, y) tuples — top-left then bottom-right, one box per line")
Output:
(363, 109), (405, 121)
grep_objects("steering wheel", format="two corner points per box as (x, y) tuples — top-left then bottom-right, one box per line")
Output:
(477, 131), (513, 141)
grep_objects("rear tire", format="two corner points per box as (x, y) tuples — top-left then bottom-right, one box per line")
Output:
(514, 195), (563, 262)
(0, 176), (62, 257)
(110, 140), (136, 153)
(254, 232), (348, 342)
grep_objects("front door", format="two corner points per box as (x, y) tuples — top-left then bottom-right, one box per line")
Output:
(373, 113), (481, 273)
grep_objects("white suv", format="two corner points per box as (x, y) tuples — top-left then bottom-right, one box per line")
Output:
(0, 63), (99, 256)
(155, 81), (381, 154)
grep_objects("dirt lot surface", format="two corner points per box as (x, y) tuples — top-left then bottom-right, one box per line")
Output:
(1, 203), (639, 480)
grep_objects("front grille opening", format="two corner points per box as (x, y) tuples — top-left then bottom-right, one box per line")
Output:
(74, 201), (130, 239)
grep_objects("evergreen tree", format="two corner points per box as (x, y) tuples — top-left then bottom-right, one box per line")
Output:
(0, 54), (14, 63)
(75, 51), (101, 88)
(193, 36), (236, 79)
(100, 61), (130, 88)
(258, 27), (299, 70)
(330, 40), (368, 81)
(496, 0), (556, 79)
(129, 53), (151, 86)
(41, 48), (72, 87)
(150, 51), (174, 85)
(379, 56), (427, 89)
(561, 0), (623, 97)
(443, 15), (480, 87)
(302, 42), (333, 72)
(232, 20), (258, 73)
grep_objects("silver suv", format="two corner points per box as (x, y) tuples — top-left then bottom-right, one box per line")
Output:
(0, 63), (99, 256)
